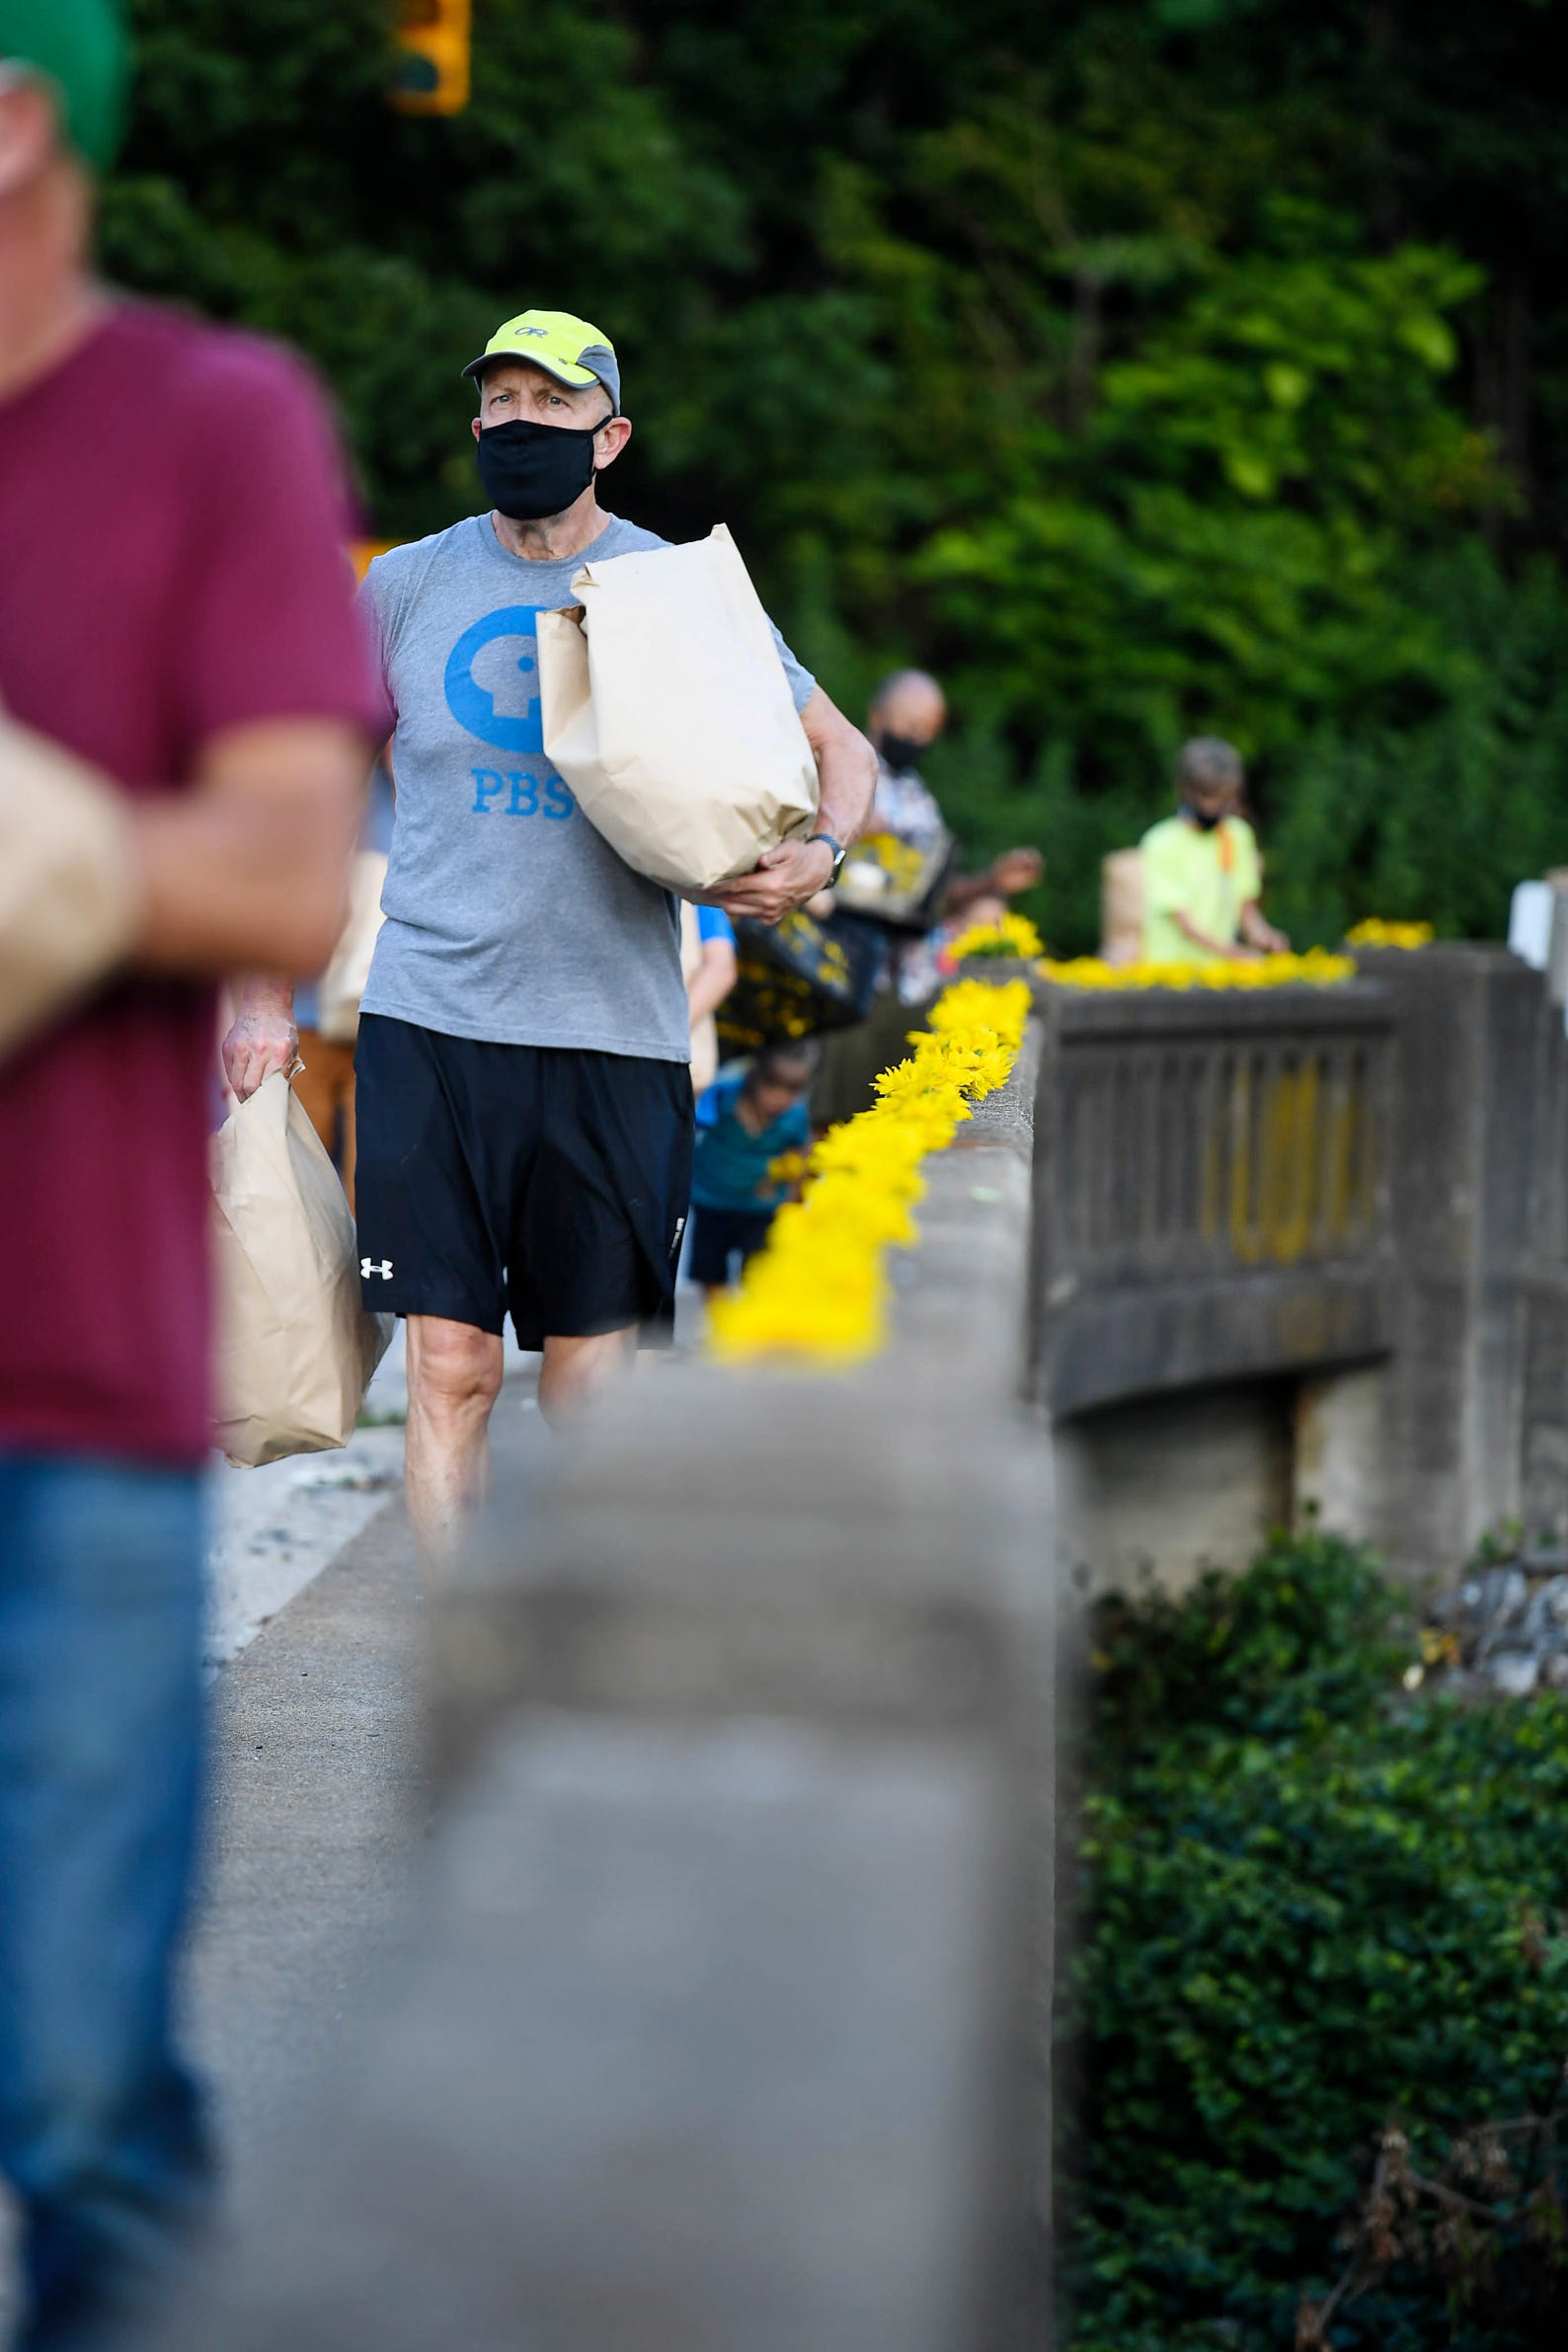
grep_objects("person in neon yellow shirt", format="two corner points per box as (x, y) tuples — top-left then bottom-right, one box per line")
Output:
(1139, 738), (1291, 963)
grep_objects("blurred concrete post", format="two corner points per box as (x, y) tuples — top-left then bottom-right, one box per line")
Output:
(157, 1034), (1054, 2351)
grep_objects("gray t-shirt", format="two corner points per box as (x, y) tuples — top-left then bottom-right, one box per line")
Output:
(357, 510), (816, 1060)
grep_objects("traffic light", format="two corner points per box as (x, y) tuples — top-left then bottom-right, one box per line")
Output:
(389, 0), (470, 117)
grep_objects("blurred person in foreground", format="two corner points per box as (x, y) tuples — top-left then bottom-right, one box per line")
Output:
(0, 4), (375, 2344)
(689, 1041), (818, 1296)
(1139, 736), (1290, 964)
(224, 308), (876, 1567)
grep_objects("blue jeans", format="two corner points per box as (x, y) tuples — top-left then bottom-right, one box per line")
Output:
(0, 1453), (211, 2351)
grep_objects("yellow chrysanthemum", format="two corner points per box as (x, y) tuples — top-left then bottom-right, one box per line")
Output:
(1344, 919), (1434, 950)
(1037, 950), (1355, 991)
(703, 977), (1029, 1371)
(947, 909), (1045, 964)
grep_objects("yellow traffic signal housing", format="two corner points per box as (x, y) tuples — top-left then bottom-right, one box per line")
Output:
(389, 0), (470, 117)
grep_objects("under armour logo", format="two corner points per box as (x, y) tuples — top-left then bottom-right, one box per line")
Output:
(361, 1258), (393, 1281)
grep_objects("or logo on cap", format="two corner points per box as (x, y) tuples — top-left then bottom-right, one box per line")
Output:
(516, 325), (547, 341)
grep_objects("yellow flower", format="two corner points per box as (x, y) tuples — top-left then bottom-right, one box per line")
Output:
(1037, 951), (1354, 991)
(704, 977), (1029, 1372)
(1344, 918), (1434, 950)
(947, 910), (1045, 963)
(765, 1147), (811, 1189)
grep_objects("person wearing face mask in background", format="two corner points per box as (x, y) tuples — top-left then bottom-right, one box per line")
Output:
(860, 667), (1044, 999)
(1139, 736), (1290, 964)
(223, 307), (875, 1566)
(810, 667), (1044, 1125)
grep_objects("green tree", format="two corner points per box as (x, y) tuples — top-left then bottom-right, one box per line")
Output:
(101, 0), (1568, 949)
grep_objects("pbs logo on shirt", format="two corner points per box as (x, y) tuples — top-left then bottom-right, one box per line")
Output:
(444, 605), (576, 821)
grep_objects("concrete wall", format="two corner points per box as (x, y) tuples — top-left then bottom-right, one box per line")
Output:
(155, 1032), (1057, 2352)
(1032, 949), (1568, 1585)
(1055, 1379), (1294, 1597)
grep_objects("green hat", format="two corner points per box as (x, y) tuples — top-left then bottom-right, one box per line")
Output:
(461, 308), (620, 412)
(0, 0), (131, 174)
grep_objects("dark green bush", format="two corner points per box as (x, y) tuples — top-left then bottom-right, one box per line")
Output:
(1066, 1531), (1568, 2351)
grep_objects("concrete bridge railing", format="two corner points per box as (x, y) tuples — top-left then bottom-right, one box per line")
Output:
(155, 941), (1568, 2346)
(1035, 944), (1568, 1584)
(1033, 980), (1395, 1415)
(159, 1031), (1058, 2352)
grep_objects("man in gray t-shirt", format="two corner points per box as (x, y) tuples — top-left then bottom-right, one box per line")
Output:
(223, 306), (875, 1563)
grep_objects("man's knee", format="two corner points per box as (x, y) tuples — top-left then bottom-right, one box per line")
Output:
(408, 1320), (504, 1420)
(538, 1327), (635, 1421)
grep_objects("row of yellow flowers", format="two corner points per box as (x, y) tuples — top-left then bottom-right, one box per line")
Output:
(1343, 918), (1434, 949)
(1036, 947), (1357, 989)
(706, 977), (1031, 1368)
(951, 911), (1431, 987)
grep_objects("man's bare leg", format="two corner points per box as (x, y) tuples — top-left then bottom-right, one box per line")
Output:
(404, 1314), (505, 1568)
(537, 1326), (637, 1426)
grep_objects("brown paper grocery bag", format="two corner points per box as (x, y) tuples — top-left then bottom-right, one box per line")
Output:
(212, 1069), (393, 1467)
(0, 710), (141, 1064)
(537, 523), (819, 894)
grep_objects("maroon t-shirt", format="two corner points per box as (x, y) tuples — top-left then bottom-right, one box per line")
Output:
(0, 301), (376, 1465)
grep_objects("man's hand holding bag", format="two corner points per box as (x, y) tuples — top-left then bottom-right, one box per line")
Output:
(537, 523), (819, 896)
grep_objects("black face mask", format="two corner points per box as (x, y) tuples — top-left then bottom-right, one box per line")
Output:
(475, 412), (611, 522)
(878, 730), (932, 773)
(1184, 798), (1226, 831)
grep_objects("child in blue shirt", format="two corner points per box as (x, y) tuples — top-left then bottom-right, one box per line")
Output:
(689, 1040), (818, 1294)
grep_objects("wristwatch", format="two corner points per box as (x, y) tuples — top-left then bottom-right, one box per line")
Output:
(806, 831), (847, 887)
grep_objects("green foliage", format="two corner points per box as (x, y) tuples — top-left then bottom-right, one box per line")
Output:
(1068, 1531), (1568, 2349)
(102, 1), (1568, 947)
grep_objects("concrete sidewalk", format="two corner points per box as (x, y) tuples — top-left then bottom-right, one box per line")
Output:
(186, 1485), (429, 2189)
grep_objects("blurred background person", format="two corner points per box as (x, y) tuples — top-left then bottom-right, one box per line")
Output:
(0, 2), (374, 2342)
(866, 670), (1044, 988)
(689, 1040), (817, 1296)
(816, 667), (1044, 1123)
(1140, 736), (1290, 965)
(681, 899), (738, 1098)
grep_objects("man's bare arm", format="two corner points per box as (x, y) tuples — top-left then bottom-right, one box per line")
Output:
(130, 717), (368, 1096)
(713, 686), (877, 928)
(1238, 900), (1290, 954)
(217, 732), (389, 1096)
(1171, 908), (1256, 961)
(686, 935), (739, 1023)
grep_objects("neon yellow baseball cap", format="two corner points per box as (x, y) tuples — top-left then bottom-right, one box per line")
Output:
(461, 309), (620, 411)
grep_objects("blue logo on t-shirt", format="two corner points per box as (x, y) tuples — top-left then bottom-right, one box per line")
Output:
(443, 605), (549, 752)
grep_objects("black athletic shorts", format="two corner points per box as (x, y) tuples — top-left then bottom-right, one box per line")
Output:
(688, 1204), (776, 1288)
(353, 1013), (694, 1349)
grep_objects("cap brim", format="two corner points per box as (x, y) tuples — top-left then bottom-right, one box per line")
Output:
(460, 349), (600, 388)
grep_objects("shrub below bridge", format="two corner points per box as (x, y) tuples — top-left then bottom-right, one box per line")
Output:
(1066, 1532), (1568, 2351)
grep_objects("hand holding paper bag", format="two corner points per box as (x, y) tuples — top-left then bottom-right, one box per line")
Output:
(537, 523), (819, 895)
